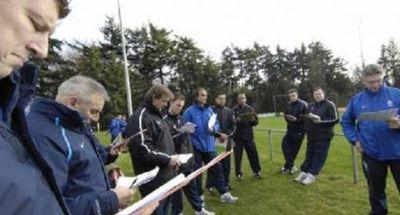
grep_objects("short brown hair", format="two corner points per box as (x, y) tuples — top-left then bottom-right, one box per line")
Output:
(171, 93), (186, 102)
(312, 86), (324, 93)
(145, 84), (173, 102)
(361, 64), (384, 77)
(287, 88), (298, 94)
(55, 0), (71, 19)
(195, 87), (207, 97)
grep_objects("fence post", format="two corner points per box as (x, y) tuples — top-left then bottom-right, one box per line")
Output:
(268, 129), (273, 160)
(351, 145), (359, 184)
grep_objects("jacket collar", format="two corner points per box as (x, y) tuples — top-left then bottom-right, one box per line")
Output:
(31, 97), (86, 129)
(364, 83), (387, 96)
(144, 101), (164, 117)
(0, 63), (38, 126)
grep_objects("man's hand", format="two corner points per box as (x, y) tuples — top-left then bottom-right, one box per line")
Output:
(112, 186), (135, 208)
(387, 116), (400, 129)
(169, 157), (181, 171)
(219, 133), (228, 143)
(110, 141), (128, 156)
(285, 114), (297, 122)
(354, 140), (363, 153)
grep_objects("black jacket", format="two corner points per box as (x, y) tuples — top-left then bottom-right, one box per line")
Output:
(232, 104), (258, 140)
(306, 99), (339, 140)
(163, 112), (192, 154)
(212, 105), (236, 136)
(163, 112), (196, 174)
(284, 99), (308, 133)
(126, 102), (176, 195)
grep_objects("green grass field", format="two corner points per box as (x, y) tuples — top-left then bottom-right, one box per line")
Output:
(97, 116), (400, 215)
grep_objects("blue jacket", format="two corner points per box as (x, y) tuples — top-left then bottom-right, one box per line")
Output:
(26, 97), (119, 215)
(109, 118), (127, 137)
(109, 118), (121, 137)
(182, 103), (221, 152)
(0, 64), (69, 214)
(341, 84), (400, 160)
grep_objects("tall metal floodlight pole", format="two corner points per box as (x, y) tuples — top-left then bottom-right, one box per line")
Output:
(357, 19), (366, 69)
(117, 0), (133, 116)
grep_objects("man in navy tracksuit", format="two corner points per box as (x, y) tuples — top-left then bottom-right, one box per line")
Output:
(206, 93), (236, 191)
(232, 93), (261, 179)
(26, 76), (134, 215)
(295, 87), (339, 185)
(280, 89), (308, 174)
(183, 88), (238, 204)
(164, 93), (214, 215)
(341, 64), (400, 215)
(0, 1), (71, 214)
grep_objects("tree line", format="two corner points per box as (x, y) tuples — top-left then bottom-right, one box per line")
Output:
(32, 17), (400, 127)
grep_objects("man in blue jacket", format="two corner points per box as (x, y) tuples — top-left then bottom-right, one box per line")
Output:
(109, 115), (122, 142)
(341, 64), (400, 215)
(183, 88), (238, 204)
(26, 76), (134, 215)
(0, 0), (71, 214)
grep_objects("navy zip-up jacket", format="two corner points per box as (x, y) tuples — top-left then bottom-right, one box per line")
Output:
(232, 104), (258, 140)
(26, 97), (119, 215)
(306, 99), (339, 140)
(212, 105), (236, 137)
(284, 99), (308, 133)
(0, 64), (69, 214)
(341, 84), (400, 160)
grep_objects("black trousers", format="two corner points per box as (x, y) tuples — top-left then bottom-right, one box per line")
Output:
(206, 138), (233, 189)
(193, 149), (228, 196)
(206, 154), (231, 189)
(300, 138), (331, 175)
(362, 154), (400, 215)
(233, 137), (261, 176)
(281, 130), (305, 169)
(170, 177), (203, 214)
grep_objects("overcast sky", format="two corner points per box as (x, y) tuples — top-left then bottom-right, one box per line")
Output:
(53, 0), (400, 72)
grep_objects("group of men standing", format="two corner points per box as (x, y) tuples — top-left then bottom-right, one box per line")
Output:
(280, 64), (400, 214)
(126, 86), (263, 215)
(280, 87), (339, 185)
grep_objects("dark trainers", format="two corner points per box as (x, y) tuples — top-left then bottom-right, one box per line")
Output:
(254, 172), (262, 179)
(236, 173), (243, 181)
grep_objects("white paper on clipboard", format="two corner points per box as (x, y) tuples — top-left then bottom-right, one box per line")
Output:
(358, 108), (398, 121)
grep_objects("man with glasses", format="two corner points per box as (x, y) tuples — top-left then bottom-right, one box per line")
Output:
(280, 89), (308, 174)
(341, 64), (400, 215)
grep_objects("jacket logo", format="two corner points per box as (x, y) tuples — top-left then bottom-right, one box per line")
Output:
(80, 142), (85, 148)
(361, 105), (366, 109)
(387, 100), (394, 107)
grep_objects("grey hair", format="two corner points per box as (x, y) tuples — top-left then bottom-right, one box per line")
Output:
(57, 75), (110, 102)
(361, 64), (384, 77)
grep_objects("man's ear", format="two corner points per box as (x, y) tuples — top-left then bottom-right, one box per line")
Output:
(68, 96), (79, 107)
